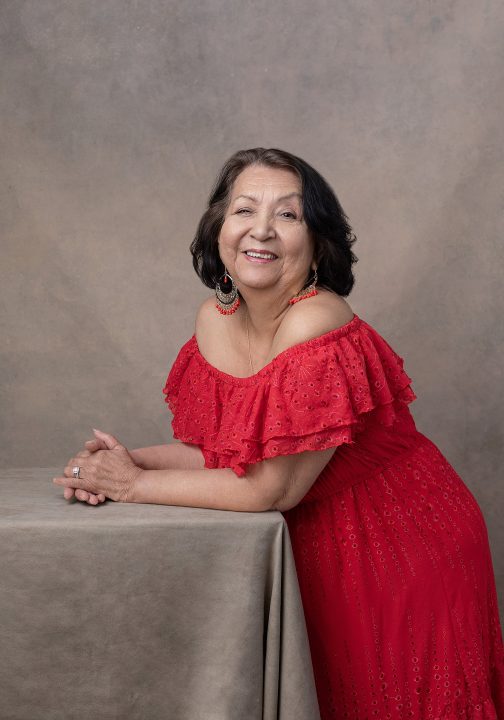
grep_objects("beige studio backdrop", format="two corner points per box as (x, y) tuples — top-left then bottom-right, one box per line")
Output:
(1, 1), (503, 612)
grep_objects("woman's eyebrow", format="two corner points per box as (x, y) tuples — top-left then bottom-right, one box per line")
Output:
(233, 192), (302, 203)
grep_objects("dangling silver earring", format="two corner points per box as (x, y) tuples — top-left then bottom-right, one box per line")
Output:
(215, 268), (240, 315)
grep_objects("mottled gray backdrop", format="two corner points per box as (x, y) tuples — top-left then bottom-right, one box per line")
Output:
(1, 1), (503, 611)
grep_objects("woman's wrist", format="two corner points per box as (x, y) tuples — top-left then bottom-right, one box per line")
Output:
(129, 446), (174, 470)
(126, 467), (146, 503)
(129, 448), (150, 469)
(130, 443), (205, 472)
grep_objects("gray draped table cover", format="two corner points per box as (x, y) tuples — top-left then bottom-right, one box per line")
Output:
(0, 468), (321, 720)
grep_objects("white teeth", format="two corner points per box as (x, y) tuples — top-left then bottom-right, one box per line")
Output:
(245, 251), (277, 259)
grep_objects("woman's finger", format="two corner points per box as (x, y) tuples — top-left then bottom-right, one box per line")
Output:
(75, 488), (100, 505)
(62, 462), (90, 483)
(54, 475), (87, 489)
(92, 428), (121, 451)
(75, 449), (91, 459)
(85, 438), (107, 452)
(65, 485), (103, 505)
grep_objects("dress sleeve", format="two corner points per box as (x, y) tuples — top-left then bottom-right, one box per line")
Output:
(162, 337), (195, 419)
(162, 319), (417, 477)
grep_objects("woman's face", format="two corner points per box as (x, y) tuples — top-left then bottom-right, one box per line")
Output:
(218, 164), (315, 296)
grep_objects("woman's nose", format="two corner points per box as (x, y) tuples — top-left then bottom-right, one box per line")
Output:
(250, 213), (275, 240)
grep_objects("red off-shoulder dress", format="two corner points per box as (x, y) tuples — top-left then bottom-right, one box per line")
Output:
(163, 313), (504, 720)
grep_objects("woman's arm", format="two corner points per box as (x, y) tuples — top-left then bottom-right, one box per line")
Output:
(85, 436), (205, 471)
(64, 438), (205, 505)
(128, 444), (337, 512)
(129, 442), (205, 471)
(55, 429), (337, 512)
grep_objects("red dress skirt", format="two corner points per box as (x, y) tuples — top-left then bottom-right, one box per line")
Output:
(163, 314), (504, 719)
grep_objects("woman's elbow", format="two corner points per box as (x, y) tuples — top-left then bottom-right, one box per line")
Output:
(245, 456), (311, 512)
(262, 475), (298, 513)
(268, 494), (299, 513)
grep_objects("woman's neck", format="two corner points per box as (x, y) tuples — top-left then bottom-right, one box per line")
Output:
(237, 286), (293, 342)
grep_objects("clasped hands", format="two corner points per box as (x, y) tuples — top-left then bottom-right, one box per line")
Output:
(53, 428), (142, 505)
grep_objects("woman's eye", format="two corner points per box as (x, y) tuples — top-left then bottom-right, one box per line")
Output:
(235, 208), (296, 219)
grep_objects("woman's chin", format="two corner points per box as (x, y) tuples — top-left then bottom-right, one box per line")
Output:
(236, 278), (279, 293)
(234, 270), (278, 290)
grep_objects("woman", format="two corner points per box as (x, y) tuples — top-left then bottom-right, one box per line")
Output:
(54, 148), (504, 719)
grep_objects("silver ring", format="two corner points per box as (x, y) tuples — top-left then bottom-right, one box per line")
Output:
(72, 466), (81, 479)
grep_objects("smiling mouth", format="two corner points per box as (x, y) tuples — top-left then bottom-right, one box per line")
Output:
(243, 250), (278, 260)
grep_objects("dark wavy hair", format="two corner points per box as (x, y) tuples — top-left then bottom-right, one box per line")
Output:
(190, 147), (358, 296)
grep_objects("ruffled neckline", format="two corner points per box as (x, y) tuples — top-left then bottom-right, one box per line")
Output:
(190, 313), (362, 386)
(164, 312), (417, 476)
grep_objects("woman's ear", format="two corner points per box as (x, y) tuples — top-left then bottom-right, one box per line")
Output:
(311, 239), (321, 270)
(311, 250), (320, 272)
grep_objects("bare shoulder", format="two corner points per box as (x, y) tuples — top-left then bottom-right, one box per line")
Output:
(274, 290), (355, 353)
(195, 296), (218, 331)
(194, 295), (239, 362)
(194, 296), (227, 344)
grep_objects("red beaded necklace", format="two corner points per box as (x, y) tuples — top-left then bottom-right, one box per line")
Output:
(215, 268), (319, 315)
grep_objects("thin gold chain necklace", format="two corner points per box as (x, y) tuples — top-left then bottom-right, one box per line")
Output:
(243, 269), (318, 375)
(245, 305), (288, 376)
(244, 307), (254, 375)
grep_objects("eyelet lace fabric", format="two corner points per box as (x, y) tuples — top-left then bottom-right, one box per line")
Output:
(163, 315), (417, 477)
(162, 314), (504, 719)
